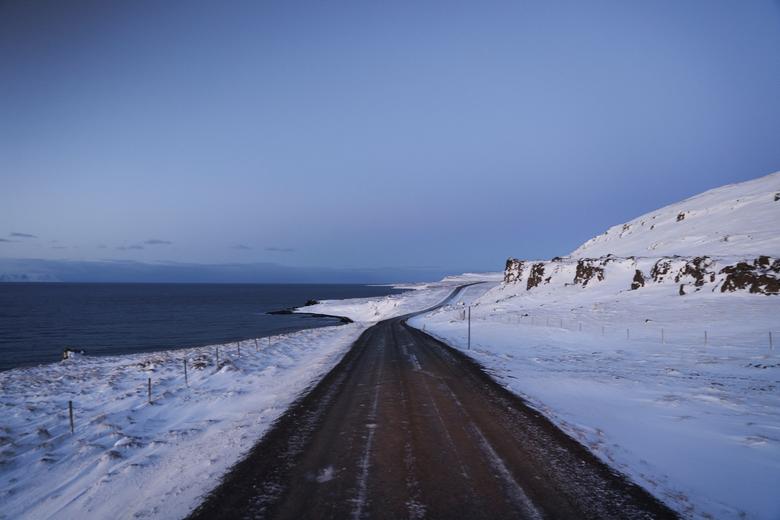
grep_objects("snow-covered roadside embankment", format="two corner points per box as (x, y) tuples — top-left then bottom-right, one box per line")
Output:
(0, 325), (366, 519)
(409, 282), (780, 520)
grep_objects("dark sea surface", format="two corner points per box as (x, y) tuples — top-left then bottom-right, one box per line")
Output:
(0, 283), (404, 371)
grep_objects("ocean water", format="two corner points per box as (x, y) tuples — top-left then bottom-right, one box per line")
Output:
(0, 283), (403, 371)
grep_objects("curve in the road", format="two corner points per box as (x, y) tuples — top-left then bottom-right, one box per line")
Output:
(188, 285), (677, 519)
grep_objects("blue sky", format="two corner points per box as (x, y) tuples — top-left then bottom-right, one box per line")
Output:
(2, 1), (780, 281)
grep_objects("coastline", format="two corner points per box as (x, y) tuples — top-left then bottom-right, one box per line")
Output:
(0, 279), (466, 519)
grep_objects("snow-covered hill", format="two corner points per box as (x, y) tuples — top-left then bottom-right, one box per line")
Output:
(572, 172), (780, 258)
(504, 172), (780, 296)
(406, 172), (780, 519)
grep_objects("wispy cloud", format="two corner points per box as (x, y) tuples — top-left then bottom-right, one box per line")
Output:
(10, 232), (37, 238)
(117, 245), (145, 251)
(265, 247), (295, 253)
(0, 238), (13, 243)
(232, 244), (252, 250)
(144, 239), (172, 245)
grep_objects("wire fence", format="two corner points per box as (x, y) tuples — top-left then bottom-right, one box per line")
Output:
(441, 307), (777, 352)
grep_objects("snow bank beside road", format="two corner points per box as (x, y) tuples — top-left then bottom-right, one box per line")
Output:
(0, 325), (366, 519)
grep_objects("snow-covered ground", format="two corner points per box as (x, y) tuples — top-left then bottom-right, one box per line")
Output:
(572, 171), (780, 258)
(403, 172), (780, 519)
(408, 282), (780, 520)
(3, 172), (776, 519)
(310, 173), (780, 519)
(295, 275), (492, 323)
(0, 284), (457, 520)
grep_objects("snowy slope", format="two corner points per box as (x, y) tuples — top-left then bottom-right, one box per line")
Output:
(405, 173), (780, 519)
(572, 171), (780, 258)
(0, 327), (365, 520)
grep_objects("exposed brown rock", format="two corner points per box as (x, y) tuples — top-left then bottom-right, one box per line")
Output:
(674, 256), (713, 287)
(504, 258), (525, 284)
(574, 259), (605, 287)
(651, 259), (673, 282)
(527, 263), (546, 290)
(631, 270), (645, 290)
(720, 257), (779, 295)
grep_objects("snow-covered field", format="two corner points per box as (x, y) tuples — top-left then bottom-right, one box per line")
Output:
(0, 326), (364, 519)
(0, 284), (455, 520)
(408, 282), (780, 520)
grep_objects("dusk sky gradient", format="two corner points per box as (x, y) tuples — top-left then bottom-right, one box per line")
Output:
(2, 1), (780, 280)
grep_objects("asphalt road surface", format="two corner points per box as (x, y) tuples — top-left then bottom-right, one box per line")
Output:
(189, 285), (677, 519)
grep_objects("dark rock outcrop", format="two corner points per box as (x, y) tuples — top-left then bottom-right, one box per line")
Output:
(573, 259), (605, 287)
(526, 263), (545, 290)
(631, 270), (645, 290)
(504, 258), (525, 283)
(651, 259), (673, 283)
(720, 257), (780, 295)
(675, 256), (714, 288)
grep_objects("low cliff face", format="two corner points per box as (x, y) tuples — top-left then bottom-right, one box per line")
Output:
(503, 255), (779, 296)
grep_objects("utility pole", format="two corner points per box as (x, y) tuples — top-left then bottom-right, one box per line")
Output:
(467, 306), (471, 350)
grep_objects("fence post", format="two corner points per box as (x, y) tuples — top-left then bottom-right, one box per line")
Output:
(704, 330), (708, 346)
(770, 331), (774, 350)
(216, 346), (220, 368)
(68, 400), (74, 434)
(467, 306), (471, 350)
(237, 342), (241, 357)
(626, 328), (630, 340)
(147, 377), (152, 404)
(254, 338), (259, 352)
(184, 359), (188, 386)
(661, 328), (665, 344)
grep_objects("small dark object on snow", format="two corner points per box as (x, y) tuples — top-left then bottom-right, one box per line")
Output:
(62, 348), (86, 360)
(631, 270), (645, 290)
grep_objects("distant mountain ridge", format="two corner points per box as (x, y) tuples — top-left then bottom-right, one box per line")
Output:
(0, 258), (450, 284)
